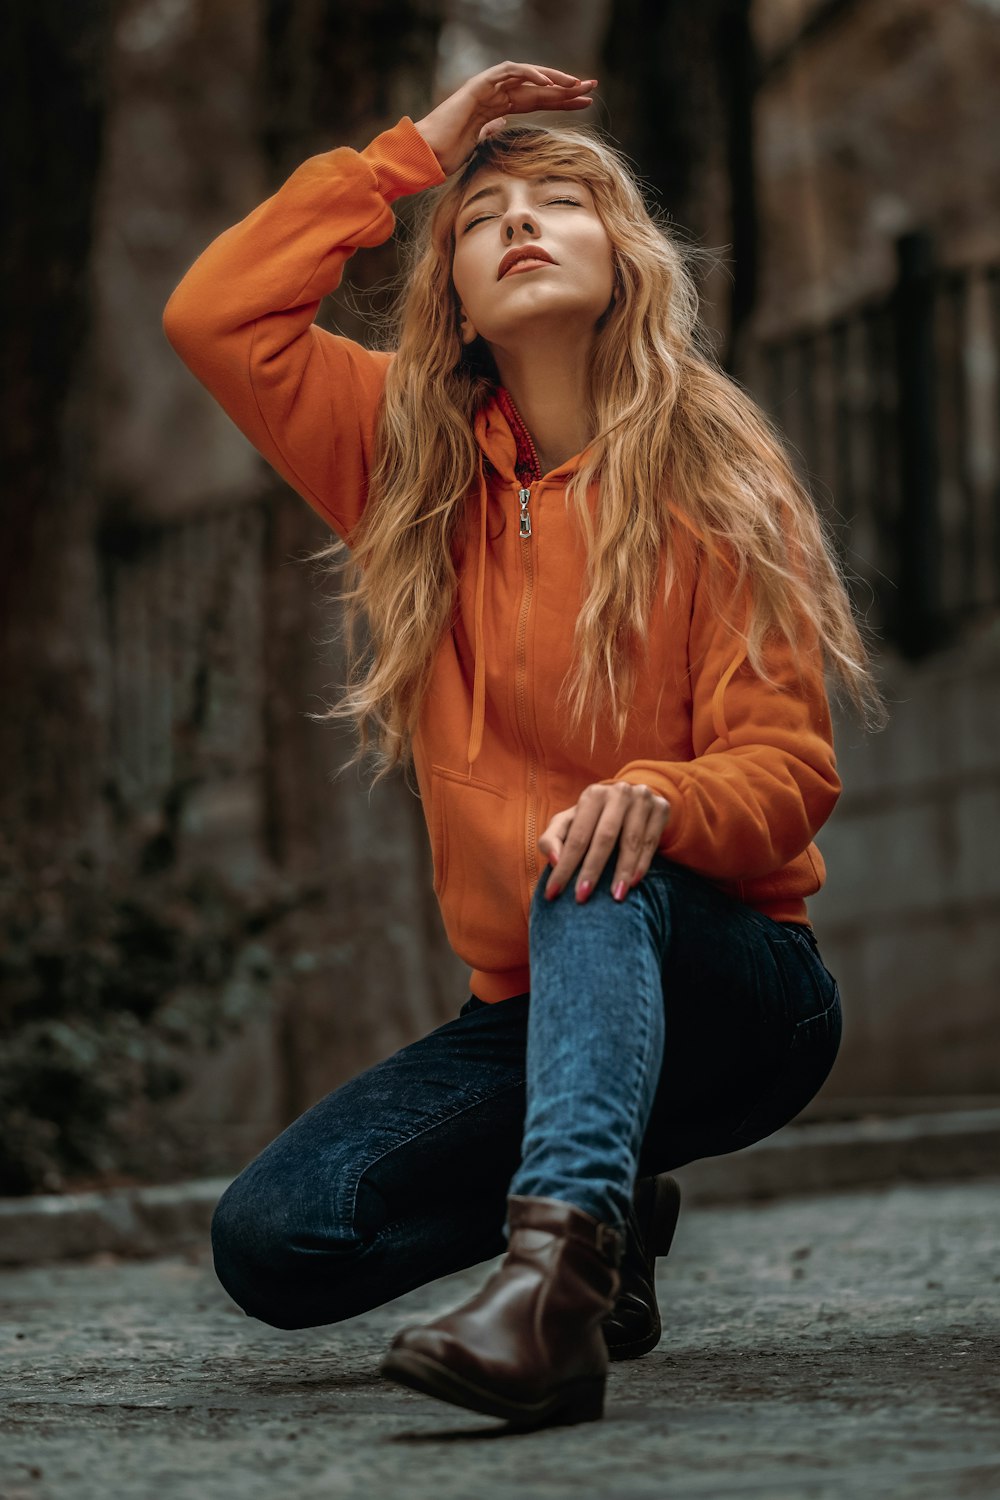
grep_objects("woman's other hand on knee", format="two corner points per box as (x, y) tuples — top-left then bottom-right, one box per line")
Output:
(537, 781), (671, 905)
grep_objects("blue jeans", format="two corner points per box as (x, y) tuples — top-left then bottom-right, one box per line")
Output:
(211, 853), (842, 1330)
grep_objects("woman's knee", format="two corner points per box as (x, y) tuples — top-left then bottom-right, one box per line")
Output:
(210, 1179), (290, 1326)
(209, 1174), (361, 1331)
(528, 851), (670, 957)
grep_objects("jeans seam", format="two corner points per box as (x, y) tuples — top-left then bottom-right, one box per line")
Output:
(728, 986), (841, 1139)
(612, 921), (655, 1218)
(792, 980), (840, 1031)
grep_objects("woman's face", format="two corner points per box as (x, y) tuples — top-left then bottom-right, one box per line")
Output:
(451, 167), (616, 352)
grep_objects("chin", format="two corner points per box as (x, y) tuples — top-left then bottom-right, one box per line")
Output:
(486, 301), (607, 344)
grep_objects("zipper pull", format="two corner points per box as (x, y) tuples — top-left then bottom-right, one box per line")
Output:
(518, 487), (532, 539)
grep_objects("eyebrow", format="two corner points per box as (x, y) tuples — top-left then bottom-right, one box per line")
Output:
(458, 175), (583, 216)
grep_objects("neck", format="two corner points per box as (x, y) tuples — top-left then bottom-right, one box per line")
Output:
(491, 339), (593, 476)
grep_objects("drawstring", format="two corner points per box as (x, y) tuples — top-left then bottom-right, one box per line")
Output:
(666, 502), (749, 744)
(710, 572), (751, 742)
(710, 643), (748, 742)
(466, 455), (488, 768)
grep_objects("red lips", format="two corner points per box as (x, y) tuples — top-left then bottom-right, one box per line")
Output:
(497, 246), (557, 279)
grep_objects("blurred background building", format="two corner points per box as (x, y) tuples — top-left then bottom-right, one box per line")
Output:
(2, 0), (998, 1196)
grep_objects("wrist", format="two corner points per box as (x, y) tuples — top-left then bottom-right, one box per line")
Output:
(412, 118), (446, 168)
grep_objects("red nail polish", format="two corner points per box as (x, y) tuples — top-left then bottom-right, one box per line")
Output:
(546, 883), (562, 900)
(576, 880), (592, 902)
(613, 879), (628, 901)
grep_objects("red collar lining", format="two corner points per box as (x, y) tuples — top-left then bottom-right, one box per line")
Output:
(494, 386), (541, 486)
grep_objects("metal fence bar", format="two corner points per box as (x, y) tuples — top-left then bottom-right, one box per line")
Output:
(990, 268), (1000, 596)
(893, 231), (942, 655)
(755, 236), (1000, 658)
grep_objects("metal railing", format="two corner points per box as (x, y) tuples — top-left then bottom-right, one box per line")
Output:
(752, 231), (1000, 658)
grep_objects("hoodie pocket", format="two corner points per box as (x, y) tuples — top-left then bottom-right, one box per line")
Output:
(428, 765), (522, 973)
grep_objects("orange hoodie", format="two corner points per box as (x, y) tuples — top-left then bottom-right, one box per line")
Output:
(163, 115), (842, 1005)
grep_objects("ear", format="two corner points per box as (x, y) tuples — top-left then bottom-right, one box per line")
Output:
(458, 306), (479, 346)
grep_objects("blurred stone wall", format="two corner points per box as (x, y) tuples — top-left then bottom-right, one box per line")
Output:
(87, 0), (468, 1181)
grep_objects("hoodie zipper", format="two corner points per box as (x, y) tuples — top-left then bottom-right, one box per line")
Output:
(515, 498), (538, 893)
(518, 487), (532, 538)
(503, 397), (542, 897)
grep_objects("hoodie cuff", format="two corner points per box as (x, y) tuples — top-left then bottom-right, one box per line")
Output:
(600, 769), (687, 856)
(361, 116), (447, 203)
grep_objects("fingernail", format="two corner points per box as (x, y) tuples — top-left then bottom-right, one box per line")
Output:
(546, 883), (562, 900)
(576, 880), (592, 903)
(613, 879), (628, 901)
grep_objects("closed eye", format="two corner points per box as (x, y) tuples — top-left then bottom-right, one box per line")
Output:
(461, 198), (582, 233)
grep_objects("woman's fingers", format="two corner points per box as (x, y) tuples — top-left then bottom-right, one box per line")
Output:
(569, 785), (634, 899)
(499, 77), (597, 104)
(610, 787), (671, 896)
(542, 784), (617, 900)
(475, 63), (597, 114)
(477, 117), (508, 142)
(484, 86), (596, 118)
(484, 62), (583, 87)
(541, 784), (671, 904)
(526, 65), (585, 83)
(415, 64), (597, 175)
(538, 806), (576, 876)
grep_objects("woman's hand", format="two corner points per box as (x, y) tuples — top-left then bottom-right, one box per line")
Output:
(538, 783), (672, 904)
(414, 62), (597, 177)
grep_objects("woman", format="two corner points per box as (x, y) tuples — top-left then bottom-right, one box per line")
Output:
(163, 62), (885, 1429)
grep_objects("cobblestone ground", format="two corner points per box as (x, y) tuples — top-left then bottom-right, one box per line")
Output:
(1, 1180), (998, 1500)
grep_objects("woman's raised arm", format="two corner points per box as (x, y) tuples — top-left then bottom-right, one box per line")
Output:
(162, 65), (595, 540)
(161, 117), (446, 540)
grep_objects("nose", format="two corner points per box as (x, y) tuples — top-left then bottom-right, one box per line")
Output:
(502, 205), (539, 241)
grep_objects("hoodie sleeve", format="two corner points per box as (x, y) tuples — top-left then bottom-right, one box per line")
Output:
(161, 116), (446, 539)
(606, 548), (842, 882)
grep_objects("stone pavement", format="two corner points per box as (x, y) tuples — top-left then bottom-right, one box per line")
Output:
(1, 1180), (998, 1500)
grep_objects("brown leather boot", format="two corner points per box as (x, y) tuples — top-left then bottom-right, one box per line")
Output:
(379, 1194), (624, 1428)
(602, 1173), (682, 1361)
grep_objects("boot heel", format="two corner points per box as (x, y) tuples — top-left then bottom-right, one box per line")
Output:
(649, 1175), (682, 1257)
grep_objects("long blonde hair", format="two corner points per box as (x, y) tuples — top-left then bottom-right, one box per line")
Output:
(307, 123), (888, 781)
